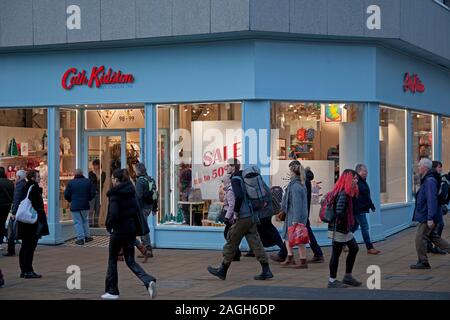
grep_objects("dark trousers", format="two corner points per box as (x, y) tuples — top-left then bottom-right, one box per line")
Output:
(329, 238), (359, 279)
(416, 222), (450, 263)
(224, 220), (241, 259)
(306, 218), (324, 257)
(19, 234), (39, 273)
(7, 220), (16, 254)
(105, 233), (156, 295)
(427, 220), (445, 251)
(0, 212), (7, 245)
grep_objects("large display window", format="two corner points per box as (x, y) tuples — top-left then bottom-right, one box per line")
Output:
(157, 103), (242, 227)
(443, 117), (450, 174)
(270, 102), (364, 226)
(412, 112), (434, 194)
(379, 106), (407, 204)
(0, 108), (49, 214)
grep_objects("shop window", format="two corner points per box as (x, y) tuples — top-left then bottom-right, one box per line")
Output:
(157, 103), (242, 227)
(412, 112), (434, 195)
(379, 106), (407, 204)
(442, 117), (450, 173)
(0, 108), (49, 214)
(85, 108), (145, 129)
(270, 102), (364, 226)
(59, 109), (78, 222)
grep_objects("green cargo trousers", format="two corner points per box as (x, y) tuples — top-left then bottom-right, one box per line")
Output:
(416, 222), (450, 263)
(223, 217), (268, 265)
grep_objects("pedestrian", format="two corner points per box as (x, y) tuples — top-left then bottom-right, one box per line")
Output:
(88, 159), (106, 228)
(427, 161), (449, 255)
(351, 164), (380, 255)
(64, 169), (96, 245)
(3, 170), (27, 257)
(222, 173), (241, 261)
(279, 161), (309, 269)
(0, 167), (14, 252)
(0, 268), (4, 288)
(16, 169), (49, 279)
(102, 169), (156, 299)
(207, 158), (273, 281)
(327, 169), (362, 288)
(410, 158), (450, 269)
(134, 163), (156, 259)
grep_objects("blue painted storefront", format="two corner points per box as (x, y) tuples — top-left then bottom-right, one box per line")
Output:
(1, 39), (449, 249)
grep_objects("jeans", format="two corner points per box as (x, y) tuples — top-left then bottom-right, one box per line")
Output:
(19, 233), (39, 273)
(329, 237), (359, 278)
(89, 192), (100, 227)
(7, 219), (17, 254)
(72, 210), (90, 241)
(306, 218), (324, 257)
(105, 233), (156, 295)
(351, 213), (374, 250)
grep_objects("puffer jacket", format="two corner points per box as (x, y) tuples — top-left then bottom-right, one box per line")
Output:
(328, 191), (355, 234)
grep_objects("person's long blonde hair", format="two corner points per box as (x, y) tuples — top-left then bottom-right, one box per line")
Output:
(289, 160), (306, 185)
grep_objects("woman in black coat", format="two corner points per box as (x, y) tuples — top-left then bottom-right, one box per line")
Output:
(102, 168), (156, 299)
(16, 169), (49, 279)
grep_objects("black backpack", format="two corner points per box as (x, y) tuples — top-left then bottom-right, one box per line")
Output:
(438, 175), (450, 206)
(138, 176), (158, 206)
(270, 186), (283, 215)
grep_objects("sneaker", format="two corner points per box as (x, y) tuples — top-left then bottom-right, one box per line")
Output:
(101, 293), (119, 300)
(75, 239), (85, 246)
(327, 280), (348, 288)
(430, 247), (447, 255)
(23, 272), (42, 279)
(342, 275), (362, 287)
(367, 248), (381, 255)
(85, 237), (94, 243)
(410, 261), (431, 269)
(307, 256), (325, 263)
(147, 281), (156, 299)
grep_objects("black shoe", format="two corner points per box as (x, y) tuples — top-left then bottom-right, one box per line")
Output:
(3, 252), (15, 257)
(85, 237), (94, 243)
(410, 261), (431, 269)
(207, 263), (229, 280)
(20, 273), (25, 278)
(328, 280), (348, 288)
(307, 255), (325, 263)
(342, 274), (362, 287)
(245, 251), (255, 257)
(254, 263), (273, 280)
(431, 247), (447, 255)
(75, 239), (85, 246)
(23, 272), (42, 279)
(232, 256), (241, 262)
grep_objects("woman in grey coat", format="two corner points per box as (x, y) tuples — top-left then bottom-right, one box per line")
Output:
(280, 161), (309, 268)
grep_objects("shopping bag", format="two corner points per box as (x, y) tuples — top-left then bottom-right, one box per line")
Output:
(288, 223), (309, 247)
(16, 185), (38, 224)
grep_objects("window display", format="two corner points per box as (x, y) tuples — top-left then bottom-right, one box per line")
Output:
(270, 102), (364, 226)
(443, 117), (450, 173)
(157, 103), (242, 227)
(0, 108), (48, 214)
(412, 112), (433, 194)
(379, 106), (407, 204)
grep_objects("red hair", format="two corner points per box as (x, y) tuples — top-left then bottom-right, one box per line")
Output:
(331, 169), (359, 198)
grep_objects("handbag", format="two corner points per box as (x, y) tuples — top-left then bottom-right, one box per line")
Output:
(16, 185), (38, 224)
(288, 223), (309, 247)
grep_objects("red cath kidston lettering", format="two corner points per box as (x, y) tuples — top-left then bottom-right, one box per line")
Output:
(403, 73), (425, 94)
(62, 66), (134, 90)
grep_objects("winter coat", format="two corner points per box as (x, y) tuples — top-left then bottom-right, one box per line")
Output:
(0, 177), (14, 213)
(64, 175), (96, 211)
(16, 181), (50, 240)
(328, 191), (355, 234)
(105, 181), (146, 236)
(414, 170), (442, 224)
(11, 179), (27, 215)
(305, 169), (314, 215)
(88, 170), (106, 192)
(281, 177), (308, 240)
(355, 174), (375, 215)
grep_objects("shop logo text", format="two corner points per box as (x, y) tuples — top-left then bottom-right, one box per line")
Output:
(61, 66), (135, 90)
(403, 72), (425, 94)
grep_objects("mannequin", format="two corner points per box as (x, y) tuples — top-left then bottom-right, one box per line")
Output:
(35, 160), (48, 199)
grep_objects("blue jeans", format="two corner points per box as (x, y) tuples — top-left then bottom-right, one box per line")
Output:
(72, 210), (91, 241)
(351, 213), (374, 250)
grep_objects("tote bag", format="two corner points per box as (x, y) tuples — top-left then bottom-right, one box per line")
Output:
(16, 185), (38, 224)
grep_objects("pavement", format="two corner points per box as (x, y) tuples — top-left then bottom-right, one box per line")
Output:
(0, 216), (449, 300)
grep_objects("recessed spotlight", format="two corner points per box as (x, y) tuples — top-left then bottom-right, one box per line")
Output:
(289, 105), (293, 108)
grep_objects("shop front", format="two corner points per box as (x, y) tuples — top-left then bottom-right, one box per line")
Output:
(1, 39), (449, 248)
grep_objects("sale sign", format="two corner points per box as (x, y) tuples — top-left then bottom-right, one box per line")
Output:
(191, 121), (242, 200)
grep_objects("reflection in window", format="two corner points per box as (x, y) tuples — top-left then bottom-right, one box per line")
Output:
(379, 106), (406, 204)
(412, 112), (433, 194)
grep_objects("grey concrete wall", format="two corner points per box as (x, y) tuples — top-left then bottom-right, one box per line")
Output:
(0, 0), (449, 65)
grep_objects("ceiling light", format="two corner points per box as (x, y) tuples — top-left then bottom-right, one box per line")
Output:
(289, 105), (293, 108)
(294, 110), (298, 113)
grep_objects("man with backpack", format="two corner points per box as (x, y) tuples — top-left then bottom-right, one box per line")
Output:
(135, 163), (158, 258)
(427, 161), (449, 255)
(207, 158), (274, 281)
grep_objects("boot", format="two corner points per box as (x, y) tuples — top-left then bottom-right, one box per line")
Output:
(280, 255), (295, 267)
(293, 258), (308, 269)
(254, 263), (273, 280)
(136, 244), (150, 263)
(207, 262), (230, 280)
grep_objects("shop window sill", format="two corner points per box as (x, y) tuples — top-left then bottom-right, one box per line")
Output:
(155, 225), (223, 232)
(381, 202), (413, 210)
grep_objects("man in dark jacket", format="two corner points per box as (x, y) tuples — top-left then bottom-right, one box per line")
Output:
(88, 159), (106, 228)
(352, 164), (380, 255)
(207, 159), (273, 281)
(0, 167), (14, 250)
(411, 158), (450, 269)
(65, 169), (96, 245)
(3, 170), (27, 256)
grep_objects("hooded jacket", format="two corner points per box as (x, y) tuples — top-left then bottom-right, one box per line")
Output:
(414, 169), (442, 224)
